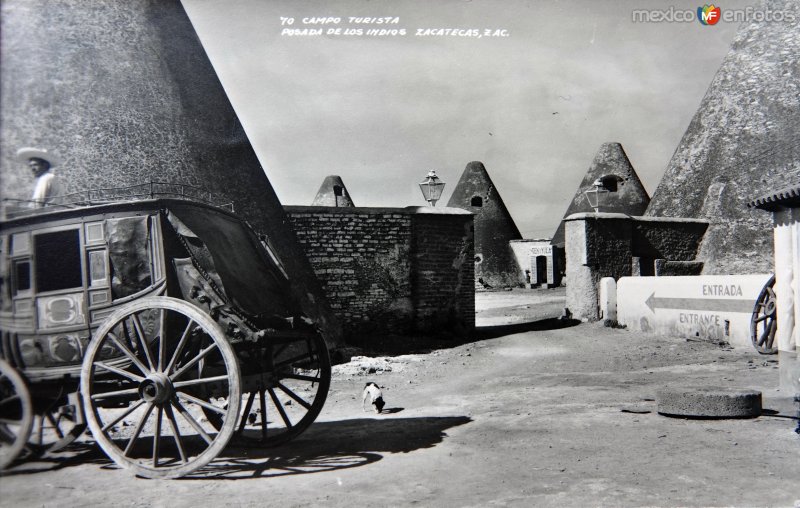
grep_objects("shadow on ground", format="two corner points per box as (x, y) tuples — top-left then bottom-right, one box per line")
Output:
(191, 415), (472, 480)
(1, 416), (471, 480)
(342, 318), (580, 357)
(474, 318), (580, 340)
(0, 442), (109, 477)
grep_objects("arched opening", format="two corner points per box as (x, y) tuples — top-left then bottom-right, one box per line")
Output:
(333, 185), (344, 197)
(599, 175), (621, 193)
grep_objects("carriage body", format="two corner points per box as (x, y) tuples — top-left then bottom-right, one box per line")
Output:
(0, 198), (330, 476)
(2, 200), (291, 369)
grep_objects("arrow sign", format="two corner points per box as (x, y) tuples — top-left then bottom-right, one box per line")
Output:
(645, 293), (755, 314)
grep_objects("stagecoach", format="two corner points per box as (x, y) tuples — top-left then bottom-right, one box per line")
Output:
(0, 189), (330, 478)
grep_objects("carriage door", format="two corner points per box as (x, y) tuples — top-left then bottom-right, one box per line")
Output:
(30, 227), (89, 365)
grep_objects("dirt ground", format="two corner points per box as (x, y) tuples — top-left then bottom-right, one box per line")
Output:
(2, 289), (799, 507)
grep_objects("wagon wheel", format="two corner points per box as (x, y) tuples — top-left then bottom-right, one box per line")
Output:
(0, 359), (33, 470)
(751, 275), (778, 355)
(81, 297), (240, 479)
(205, 331), (330, 447)
(27, 393), (86, 455)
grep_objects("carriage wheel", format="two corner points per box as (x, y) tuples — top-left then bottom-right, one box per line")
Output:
(27, 393), (86, 455)
(751, 275), (778, 355)
(205, 331), (330, 447)
(81, 297), (240, 479)
(0, 359), (33, 470)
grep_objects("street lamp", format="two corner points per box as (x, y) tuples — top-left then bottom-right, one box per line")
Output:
(419, 170), (446, 207)
(584, 178), (610, 213)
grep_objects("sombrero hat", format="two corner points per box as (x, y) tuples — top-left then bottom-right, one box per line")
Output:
(16, 147), (60, 167)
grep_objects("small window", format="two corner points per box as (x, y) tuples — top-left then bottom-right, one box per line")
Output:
(85, 222), (105, 244)
(35, 229), (82, 292)
(333, 185), (344, 197)
(600, 175), (620, 193)
(11, 233), (30, 255)
(13, 260), (31, 294)
(471, 196), (483, 207)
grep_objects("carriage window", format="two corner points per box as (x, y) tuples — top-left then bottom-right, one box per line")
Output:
(106, 216), (152, 299)
(34, 229), (82, 292)
(13, 260), (31, 293)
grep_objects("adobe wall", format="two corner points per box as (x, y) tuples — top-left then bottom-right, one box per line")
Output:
(509, 239), (562, 287)
(616, 274), (772, 349)
(285, 206), (474, 340)
(565, 213), (709, 320)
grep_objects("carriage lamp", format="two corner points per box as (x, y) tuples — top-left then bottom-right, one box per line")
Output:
(584, 178), (610, 213)
(419, 170), (446, 207)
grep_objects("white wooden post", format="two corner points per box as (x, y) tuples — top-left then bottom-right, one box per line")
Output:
(599, 277), (617, 323)
(792, 221), (800, 351)
(774, 222), (795, 352)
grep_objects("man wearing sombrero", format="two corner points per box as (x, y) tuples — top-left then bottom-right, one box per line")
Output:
(16, 147), (62, 208)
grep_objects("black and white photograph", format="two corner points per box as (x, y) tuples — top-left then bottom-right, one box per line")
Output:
(0, 0), (798, 505)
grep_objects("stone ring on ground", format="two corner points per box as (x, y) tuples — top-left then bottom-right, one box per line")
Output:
(656, 387), (762, 418)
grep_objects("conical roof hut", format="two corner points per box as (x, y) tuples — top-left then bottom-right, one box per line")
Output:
(446, 161), (522, 288)
(645, 1), (800, 274)
(0, 0), (342, 343)
(551, 142), (650, 247)
(311, 176), (355, 207)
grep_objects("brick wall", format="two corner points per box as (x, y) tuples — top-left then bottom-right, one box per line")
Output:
(412, 212), (475, 335)
(285, 206), (474, 340)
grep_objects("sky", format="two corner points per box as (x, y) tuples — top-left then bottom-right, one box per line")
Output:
(182, 0), (754, 239)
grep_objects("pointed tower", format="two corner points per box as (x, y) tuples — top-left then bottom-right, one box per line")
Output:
(0, 0), (342, 344)
(447, 161), (522, 288)
(646, 1), (800, 275)
(311, 175), (355, 207)
(552, 142), (650, 247)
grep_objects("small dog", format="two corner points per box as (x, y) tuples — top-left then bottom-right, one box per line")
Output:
(362, 382), (385, 414)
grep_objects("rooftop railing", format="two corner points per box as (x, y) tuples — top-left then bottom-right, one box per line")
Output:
(2, 181), (234, 220)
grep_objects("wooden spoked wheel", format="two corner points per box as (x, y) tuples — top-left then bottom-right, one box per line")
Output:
(205, 332), (330, 447)
(0, 359), (33, 470)
(751, 275), (778, 355)
(81, 297), (240, 479)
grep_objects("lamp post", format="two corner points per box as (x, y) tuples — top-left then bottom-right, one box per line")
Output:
(584, 178), (609, 213)
(419, 170), (446, 207)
